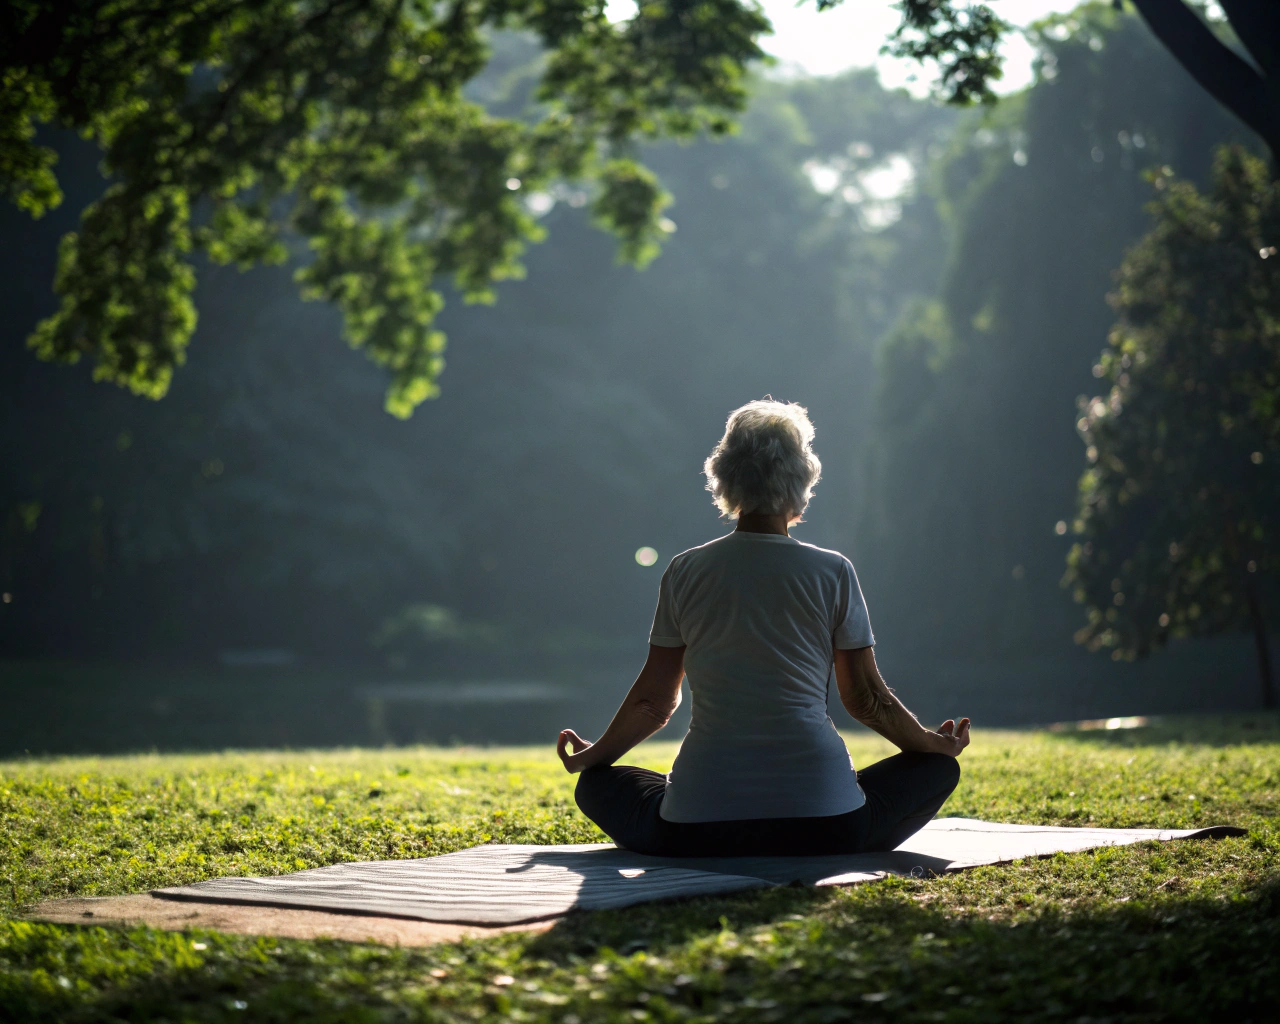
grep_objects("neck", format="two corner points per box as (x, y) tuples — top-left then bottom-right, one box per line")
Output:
(734, 512), (791, 536)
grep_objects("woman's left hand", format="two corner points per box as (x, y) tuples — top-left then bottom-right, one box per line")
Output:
(933, 718), (971, 756)
(557, 728), (595, 774)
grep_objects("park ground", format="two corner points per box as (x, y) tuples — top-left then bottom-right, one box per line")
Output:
(1, 716), (1278, 1022)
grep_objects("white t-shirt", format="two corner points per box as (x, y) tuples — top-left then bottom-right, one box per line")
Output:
(649, 530), (875, 823)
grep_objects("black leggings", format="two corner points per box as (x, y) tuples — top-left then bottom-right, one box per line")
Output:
(575, 751), (960, 857)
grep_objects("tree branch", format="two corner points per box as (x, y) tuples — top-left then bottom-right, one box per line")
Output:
(1130, 0), (1278, 160)
(1219, 0), (1280, 80)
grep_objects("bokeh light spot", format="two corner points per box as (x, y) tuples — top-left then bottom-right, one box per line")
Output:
(635, 546), (658, 567)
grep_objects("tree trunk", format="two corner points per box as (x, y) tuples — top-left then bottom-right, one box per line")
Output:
(1130, 0), (1280, 165)
(1244, 573), (1275, 709)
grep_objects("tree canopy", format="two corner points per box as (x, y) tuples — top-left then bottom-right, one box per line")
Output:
(2, 0), (766, 415)
(7, 1), (1272, 418)
(1065, 147), (1278, 705)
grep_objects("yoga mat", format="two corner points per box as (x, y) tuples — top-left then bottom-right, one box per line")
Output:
(153, 818), (1244, 926)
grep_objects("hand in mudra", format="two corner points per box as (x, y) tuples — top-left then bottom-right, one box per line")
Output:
(934, 718), (971, 757)
(557, 729), (595, 773)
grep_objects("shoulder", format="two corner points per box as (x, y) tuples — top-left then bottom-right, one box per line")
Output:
(666, 534), (732, 570)
(792, 539), (856, 574)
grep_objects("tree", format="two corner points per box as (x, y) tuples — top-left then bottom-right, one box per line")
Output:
(874, 1), (1279, 165)
(1065, 147), (1279, 707)
(857, 7), (1253, 661)
(1126, 1), (1280, 166)
(850, 2), (1278, 700)
(1, 0), (766, 415)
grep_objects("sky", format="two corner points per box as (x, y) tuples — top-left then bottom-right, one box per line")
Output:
(755, 1), (1088, 212)
(759, 0), (1089, 91)
(607, 0), (1087, 93)
(593, 2), (1120, 216)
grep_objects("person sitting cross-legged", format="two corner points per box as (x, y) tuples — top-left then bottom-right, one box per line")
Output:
(556, 398), (970, 857)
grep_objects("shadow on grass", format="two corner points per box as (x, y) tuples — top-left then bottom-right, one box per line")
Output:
(1051, 712), (1280, 749)
(4, 877), (1278, 1023)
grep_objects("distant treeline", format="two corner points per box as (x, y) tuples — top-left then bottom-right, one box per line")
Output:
(857, 9), (1258, 661)
(0, 12), (1260, 678)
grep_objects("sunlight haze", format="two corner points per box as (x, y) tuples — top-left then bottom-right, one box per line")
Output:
(603, 0), (1088, 91)
(760, 0), (1086, 90)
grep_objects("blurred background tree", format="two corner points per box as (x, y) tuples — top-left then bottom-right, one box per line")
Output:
(1066, 148), (1278, 707)
(856, 5), (1259, 663)
(1, 47), (954, 666)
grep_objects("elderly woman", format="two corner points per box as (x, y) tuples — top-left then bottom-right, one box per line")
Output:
(557, 399), (969, 857)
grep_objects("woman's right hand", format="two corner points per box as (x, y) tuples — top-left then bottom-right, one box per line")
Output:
(557, 728), (595, 774)
(933, 718), (971, 757)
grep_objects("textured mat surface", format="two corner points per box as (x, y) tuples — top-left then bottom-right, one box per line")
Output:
(154, 818), (1243, 925)
(27, 893), (553, 946)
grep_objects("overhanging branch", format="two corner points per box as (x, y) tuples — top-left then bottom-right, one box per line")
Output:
(1219, 0), (1279, 80)
(1130, 0), (1278, 159)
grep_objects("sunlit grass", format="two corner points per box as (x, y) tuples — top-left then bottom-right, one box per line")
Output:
(1, 716), (1277, 1021)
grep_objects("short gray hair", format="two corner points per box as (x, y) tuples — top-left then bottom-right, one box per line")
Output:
(704, 399), (822, 520)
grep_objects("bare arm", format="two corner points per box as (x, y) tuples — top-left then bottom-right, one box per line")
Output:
(557, 644), (686, 773)
(833, 646), (969, 756)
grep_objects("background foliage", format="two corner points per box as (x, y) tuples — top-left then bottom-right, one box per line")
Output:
(0, 50), (956, 669)
(1065, 147), (1278, 705)
(857, 6), (1261, 663)
(1, 4), (1275, 726)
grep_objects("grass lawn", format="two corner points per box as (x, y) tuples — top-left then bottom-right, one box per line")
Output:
(1, 716), (1278, 1022)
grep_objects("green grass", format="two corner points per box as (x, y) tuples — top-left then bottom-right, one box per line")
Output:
(1, 716), (1278, 1022)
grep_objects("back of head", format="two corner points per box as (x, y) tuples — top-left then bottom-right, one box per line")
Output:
(704, 399), (822, 520)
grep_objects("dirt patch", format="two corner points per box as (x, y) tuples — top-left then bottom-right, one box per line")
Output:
(26, 894), (556, 947)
